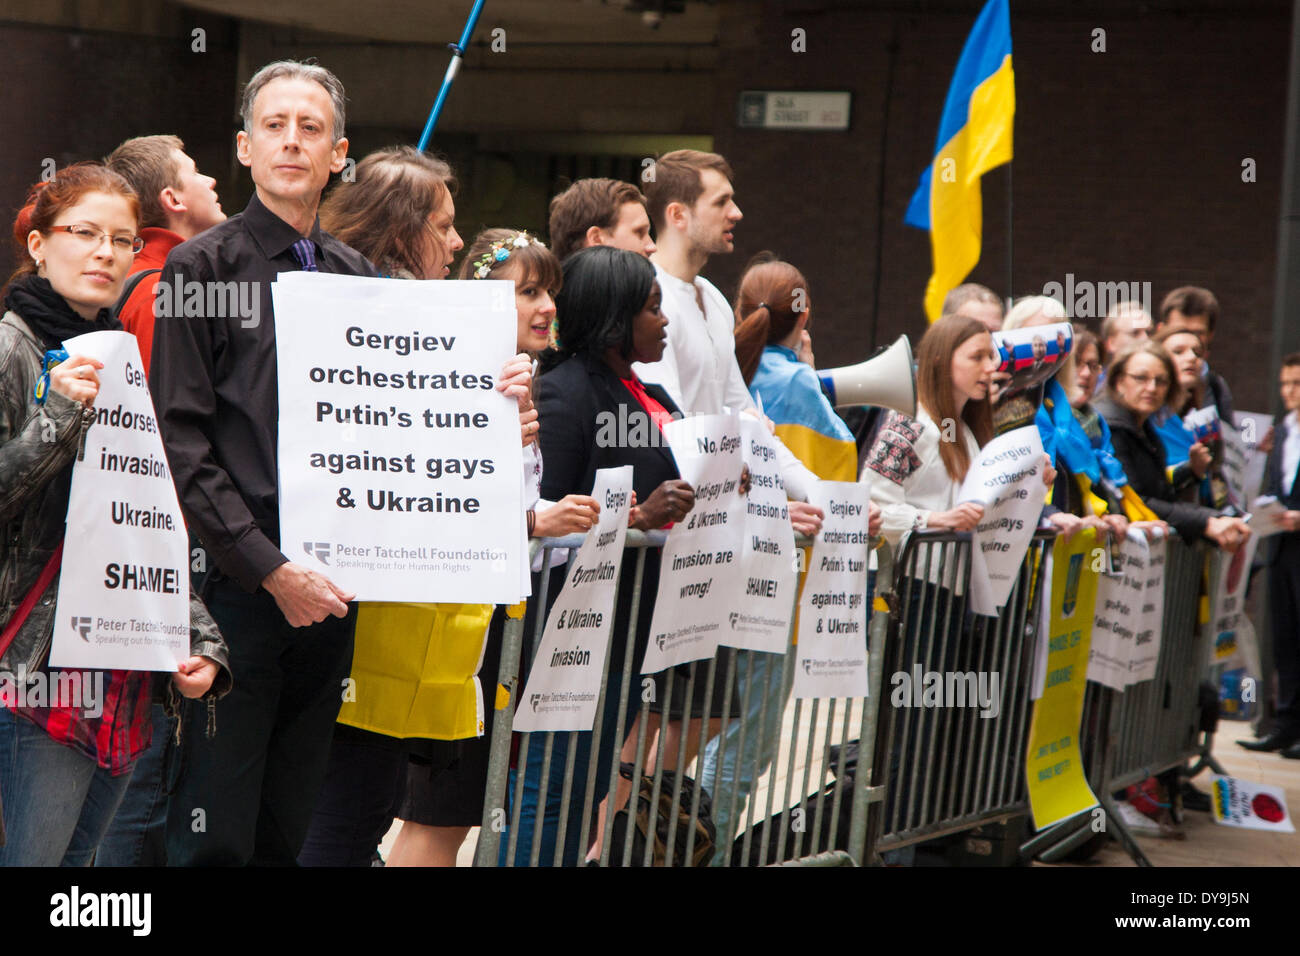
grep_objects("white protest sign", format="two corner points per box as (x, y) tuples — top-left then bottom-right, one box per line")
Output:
(642, 413), (746, 672)
(724, 415), (798, 652)
(1219, 420), (1249, 509)
(793, 481), (871, 699)
(958, 426), (1046, 616)
(1127, 532), (1165, 684)
(272, 273), (525, 602)
(1210, 775), (1295, 832)
(51, 331), (190, 671)
(514, 467), (632, 732)
(1234, 410), (1273, 503)
(1208, 533), (1260, 666)
(1089, 529), (1164, 689)
(1247, 496), (1290, 538)
(1088, 567), (1132, 692)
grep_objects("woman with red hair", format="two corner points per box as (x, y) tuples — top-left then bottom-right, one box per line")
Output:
(0, 164), (229, 865)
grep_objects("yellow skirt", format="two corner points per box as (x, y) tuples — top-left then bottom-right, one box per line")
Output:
(336, 601), (495, 740)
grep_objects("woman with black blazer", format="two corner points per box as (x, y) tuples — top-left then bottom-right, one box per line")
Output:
(506, 246), (705, 865)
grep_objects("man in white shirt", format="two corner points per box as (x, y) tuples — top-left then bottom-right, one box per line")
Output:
(634, 149), (827, 855)
(634, 149), (823, 522)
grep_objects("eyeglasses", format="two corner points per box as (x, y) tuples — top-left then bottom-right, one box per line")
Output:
(51, 223), (144, 255)
(1081, 361), (1102, 373)
(1124, 372), (1170, 389)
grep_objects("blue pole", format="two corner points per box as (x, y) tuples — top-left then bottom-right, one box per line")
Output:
(417, 0), (487, 151)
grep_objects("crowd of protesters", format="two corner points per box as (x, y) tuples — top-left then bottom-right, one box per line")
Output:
(0, 57), (1295, 866)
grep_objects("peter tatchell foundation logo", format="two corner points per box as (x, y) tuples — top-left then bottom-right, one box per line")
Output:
(71, 616), (92, 641)
(304, 541), (331, 564)
(530, 693), (541, 712)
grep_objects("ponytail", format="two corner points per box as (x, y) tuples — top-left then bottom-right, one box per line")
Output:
(734, 303), (773, 385)
(732, 256), (809, 386)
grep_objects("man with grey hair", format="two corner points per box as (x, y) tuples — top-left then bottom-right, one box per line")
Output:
(942, 282), (1004, 331)
(152, 60), (375, 866)
(1097, 300), (1152, 388)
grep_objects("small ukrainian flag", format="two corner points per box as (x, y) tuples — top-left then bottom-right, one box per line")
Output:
(905, 0), (1015, 321)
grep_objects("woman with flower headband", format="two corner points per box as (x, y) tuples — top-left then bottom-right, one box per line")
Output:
(376, 225), (603, 866)
(297, 158), (600, 867)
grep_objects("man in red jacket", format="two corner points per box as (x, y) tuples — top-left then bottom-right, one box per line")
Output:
(92, 135), (225, 866)
(106, 135), (226, 374)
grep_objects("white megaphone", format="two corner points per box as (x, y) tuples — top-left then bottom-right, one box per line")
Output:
(816, 334), (917, 416)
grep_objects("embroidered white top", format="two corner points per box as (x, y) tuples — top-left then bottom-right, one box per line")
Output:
(862, 405), (980, 547)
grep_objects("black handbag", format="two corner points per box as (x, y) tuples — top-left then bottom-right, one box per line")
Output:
(606, 762), (716, 867)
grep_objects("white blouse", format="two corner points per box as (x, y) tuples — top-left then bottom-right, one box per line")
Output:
(861, 405), (980, 547)
(522, 442), (564, 572)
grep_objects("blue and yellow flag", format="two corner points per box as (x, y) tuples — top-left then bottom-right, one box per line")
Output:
(751, 346), (858, 481)
(904, 0), (1015, 321)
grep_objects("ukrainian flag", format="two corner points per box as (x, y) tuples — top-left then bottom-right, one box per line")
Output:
(905, 0), (1015, 321)
(751, 346), (858, 481)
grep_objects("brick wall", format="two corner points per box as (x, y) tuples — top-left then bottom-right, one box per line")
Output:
(0, 17), (237, 284)
(709, 2), (1289, 412)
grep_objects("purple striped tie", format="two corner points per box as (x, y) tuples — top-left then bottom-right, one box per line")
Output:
(291, 237), (319, 272)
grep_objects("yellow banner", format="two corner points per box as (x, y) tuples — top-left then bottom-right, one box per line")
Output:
(337, 601), (494, 740)
(1025, 529), (1100, 830)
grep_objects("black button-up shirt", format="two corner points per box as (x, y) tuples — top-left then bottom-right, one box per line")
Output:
(150, 192), (376, 592)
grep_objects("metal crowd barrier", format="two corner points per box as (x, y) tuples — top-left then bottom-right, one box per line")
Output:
(474, 530), (894, 867)
(1023, 536), (1220, 867)
(864, 529), (1053, 862)
(471, 525), (1228, 868)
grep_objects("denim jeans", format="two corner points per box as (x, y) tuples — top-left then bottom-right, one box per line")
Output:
(698, 650), (786, 864)
(0, 709), (133, 866)
(94, 703), (174, 867)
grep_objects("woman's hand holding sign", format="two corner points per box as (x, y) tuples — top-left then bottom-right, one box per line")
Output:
(535, 494), (601, 537)
(1040, 454), (1057, 489)
(928, 502), (985, 532)
(496, 354), (539, 447)
(788, 500), (824, 537)
(50, 355), (104, 406)
(173, 656), (220, 699)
